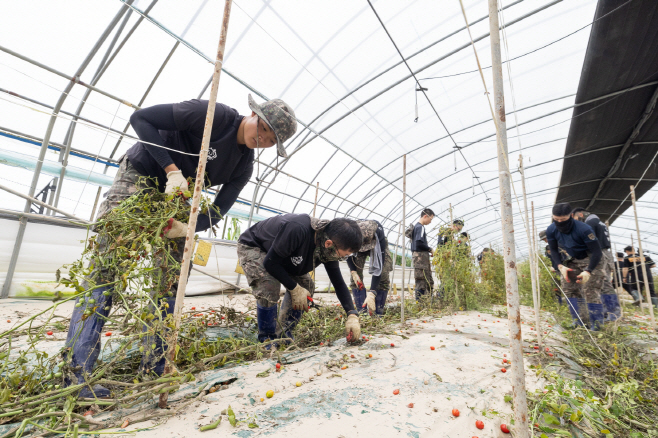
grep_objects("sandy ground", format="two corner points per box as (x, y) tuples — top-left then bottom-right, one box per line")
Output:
(1, 295), (657, 437)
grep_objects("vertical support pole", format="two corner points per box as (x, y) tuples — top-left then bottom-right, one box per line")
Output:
(449, 203), (453, 223)
(90, 186), (102, 221)
(488, 1), (529, 434)
(519, 156), (541, 347)
(313, 182), (319, 217)
(630, 185), (657, 329)
(630, 234), (643, 309)
(531, 201), (540, 310)
(612, 242), (625, 319)
(159, 0), (233, 408)
(401, 155), (406, 324)
(391, 221), (402, 292)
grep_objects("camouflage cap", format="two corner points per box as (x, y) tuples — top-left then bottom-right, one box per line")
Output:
(538, 230), (547, 239)
(248, 94), (297, 158)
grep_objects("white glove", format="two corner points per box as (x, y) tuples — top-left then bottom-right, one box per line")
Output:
(165, 170), (189, 195)
(164, 219), (188, 239)
(363, 291), (377, 315)
(351, 271), (364, 290)
(577, 270), (591, 284)
(290, 284), (311, 311)
(558, 265), (571, 282)
(345, 314), (361, 341)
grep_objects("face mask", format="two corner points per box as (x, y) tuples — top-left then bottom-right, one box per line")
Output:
(554, 217), (574, 234)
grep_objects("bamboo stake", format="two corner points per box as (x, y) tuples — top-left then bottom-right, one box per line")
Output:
(487, 0), (529, 434)
(630, 234), (644, 309)
(390, 221), (402, 292)
(159, 0), (233, 408)
(531, 201), (540, 310)
(401, 155), (406, 323)
(612, 243), (625, 319)
(519, 156), (541, 347)
(313, 182), (319, 217)
(630, 185), (657, 329)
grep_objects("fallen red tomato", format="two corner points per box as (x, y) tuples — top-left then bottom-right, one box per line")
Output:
(476, 420), (484, 429)
(390, 343), (395, 347)
(105, 332), (112, 336)
(191, 307), (196, 310)
(393, 389), (399, 395)
(500, 424), (510, 433)
(430, 346), (435, 350)
(275, 363), (281, 370)
(548, 353), (553, 357)
(350, 354), (355, 358)
(501, 368), (507, 373)
(452, 408), (460, 417)
(407, 403), (414, 408)
(46, 331), (53, 335)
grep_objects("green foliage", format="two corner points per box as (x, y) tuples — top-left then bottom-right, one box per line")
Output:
(226, 217), (242, 241)
(395, 254), (412, 267)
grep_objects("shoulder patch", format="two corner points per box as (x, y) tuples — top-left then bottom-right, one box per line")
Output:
(587, 233), (596, 240)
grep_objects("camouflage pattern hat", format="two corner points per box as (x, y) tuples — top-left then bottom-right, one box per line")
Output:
(538, 230), (547, 240)
(248, 94), (297, 158)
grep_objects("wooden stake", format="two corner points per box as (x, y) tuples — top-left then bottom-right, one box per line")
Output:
(401, 154), (406, 323)
(487, 0), (529, 433)
(159, 0), (234, 408)
(313, 182), (319, 217)
(630, 185), (657, 329)
(630, 234), (644, 309)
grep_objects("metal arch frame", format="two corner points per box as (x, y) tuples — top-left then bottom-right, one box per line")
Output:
(1, 1), (136, 298)
(251, 0), (554, 211)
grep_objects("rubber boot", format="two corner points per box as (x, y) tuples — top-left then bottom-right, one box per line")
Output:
(601, 294), (621, 321)
(566, 298), (583, 327)
(629, 289), (642, 306)
(587, 303), (605, 331)
(64, 285), (113, 398)
(256, 302), (278, 343)
(651, 297), (658, 308)
(577, 298), (590, 327)
(375, 289), (388, 316)
(276, 292), (302, 341)
(352, 288), (367, 313)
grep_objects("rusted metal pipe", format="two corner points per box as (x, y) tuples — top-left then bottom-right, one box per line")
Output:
(401, 154), (406, 323)
(487, 0), (530, 434)
(159, 0), (233, 408)
(630, 185), (657, 330)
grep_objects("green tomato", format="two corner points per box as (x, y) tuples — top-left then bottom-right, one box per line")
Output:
(47, 384), (54, 390)
(88, 299), (96, 304)
(75, 303), (82, 308)
(85, 292), (91, 297)
(139, 346), (144, 353)
(103, 290), (112, 296)
(54, 385), (60, 389)
(151, 344), (156, 350)
(45, 373), (54, 380)
(54, 372), (62, 378)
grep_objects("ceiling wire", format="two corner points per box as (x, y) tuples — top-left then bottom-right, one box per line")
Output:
(366, 0), (500, 223)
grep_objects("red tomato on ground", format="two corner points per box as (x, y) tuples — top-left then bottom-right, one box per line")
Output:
(501, 424), (510, 433)
(430, 346), (435, 350)
(390, 343), (395, 347)
(452, 409), (460, 417)
(407, 403), (414, 408)
(393, 389), (399, 395)
(501, 368), (507, 373)
(476, 420), (484, 429)
(46, 331), (53, 335)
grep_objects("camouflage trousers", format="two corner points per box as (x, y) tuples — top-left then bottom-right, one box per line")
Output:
(236, 243), (315, 306)
(413, 251), (434, 292)
(348, 250), (393, 291)
(601, 249), (615, 295)
(560, 256), (603, 304)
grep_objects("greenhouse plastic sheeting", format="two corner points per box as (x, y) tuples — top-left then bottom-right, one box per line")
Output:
(1, 0), (658, 275)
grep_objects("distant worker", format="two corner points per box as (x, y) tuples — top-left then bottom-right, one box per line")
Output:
(410, 208), (435, 300)
(477, 247), (494, 265)
(623, 246), (657, 307)
(546, 203), (604, 329)
(571, 208), (620, 321)
(64, 95), (297, 398)
(347, 220), (393, 315)
(238, 214), (363, 344)
(613, 252), (627, 292)
(438, 219), (464, 246)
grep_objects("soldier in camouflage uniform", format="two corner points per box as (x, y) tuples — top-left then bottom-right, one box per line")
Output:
(546, 203), (605, 329)
(410, 208), (435, 300)
(347, 220), (393, 315)
(238, 214), (364, 343)
(64, 95), (297, 398)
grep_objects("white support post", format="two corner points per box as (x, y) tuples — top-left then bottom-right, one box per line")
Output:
(488, 0), (530, 434)
(401, 154), (406, 324)
(630, 185), (657, 330)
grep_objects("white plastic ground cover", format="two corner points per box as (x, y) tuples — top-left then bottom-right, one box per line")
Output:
(0, 218), (425, 298)
(1, 0), (656, 262)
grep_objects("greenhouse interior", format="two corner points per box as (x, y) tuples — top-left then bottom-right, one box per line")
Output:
(0, 0), (657, 436)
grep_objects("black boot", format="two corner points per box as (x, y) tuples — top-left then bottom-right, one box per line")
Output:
(375, 289), (388, 315)
(64, 286), (114, 398)
(256, 303), (278, 342)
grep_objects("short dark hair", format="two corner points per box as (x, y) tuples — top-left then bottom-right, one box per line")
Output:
(325, 218), (363, 252)
(617, 252), (624, 258)
(453, 219), (464, 226)
(421, 208), (435, 218)
(571, 207), (589, 218)
(552, 203), (572, 216)
(460, 232), (469, 238)
(624, 246), (633, 252)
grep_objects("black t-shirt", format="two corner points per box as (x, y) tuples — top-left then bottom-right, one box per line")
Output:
(411, 222), (430, 252)
(239, 214), (316, 277)
(126, 100), (254, 230)
(624, 254), (655, 283)
(584, 214), (610, 249)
